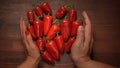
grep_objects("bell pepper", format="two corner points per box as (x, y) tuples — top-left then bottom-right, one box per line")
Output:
(41, 2), (52, 15)
(54, 33), (64, 53)
(43, 15), (53, 35)
(55, 6), (67, 19)
(71, 19), (82, 37)
(36, 38), (45, 51)
(46, 20), (60, 40)
(46, 40), (60, 60)
(34, 5), (44, 18)
(68, 9), (77, 22)
(34, 20), (43, 38)
(42, 51), (55, 64)
(27, 11), (35, 24)
(66, 37), (75, 53)
(60, 16), (71, 41)
(27, 24), (37, 39)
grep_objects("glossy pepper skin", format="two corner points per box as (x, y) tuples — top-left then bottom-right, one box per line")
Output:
(68, 9), (77, 22)
(54, 35), (64, 53)
(27, 25), (37, 39)
(46, 24), (60, 40)
(43, 16), (53, 35)
(42, 51), (55, 64)
(55, 6), (67, 19)
(34, 20), (43, 38)
(34, 5), (43, 18)
(66, 37), (75, 53)
(27, 11), (35, 24)
(36, 39), (45, 51)
(41, 2), (52, 15)
(60, 20), (71, 41)
(71, 21), (81, 37)
(46, 40), (60, 60)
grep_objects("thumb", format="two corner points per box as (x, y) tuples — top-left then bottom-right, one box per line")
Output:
(74, 26), (85, 47)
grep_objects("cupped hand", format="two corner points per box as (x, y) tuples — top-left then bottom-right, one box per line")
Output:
(71, 11), (93, 64)
(20, 17), (40, 60)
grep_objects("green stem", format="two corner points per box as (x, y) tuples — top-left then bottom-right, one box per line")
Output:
(39, 0), (43, 6)
(64, 15), (68, 20)
(53, 19), (60, 26)
(56, 32), (60, 36)
(27, 23), (31, 26)
(40, 51), (43, 54)
(46, 40), (50, 43)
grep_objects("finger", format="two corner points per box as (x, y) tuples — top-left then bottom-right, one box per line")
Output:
(74, 26), (84, 48)
(89, 33), (94, 55)
(26, 33), (36, 47)
(20, 17), (29, 49)
(20, 17), (23, 37)
(82, 11), (91, 48)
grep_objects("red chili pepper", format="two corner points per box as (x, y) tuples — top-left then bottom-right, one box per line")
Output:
(34, 5), (44, 18)
(54, 34), (64, 53)
(42, 51), (55, 64)
(41, 2), (52, 15)
(68, 9), (77, 22)
(27, 11), (35, 24)
(43, 16), (53, 35)
(71, 19), (81, 37)
(34, 20), (43, 38)
(66, 37), (75, 53)
(60, 18), (71, 41)
(46, 23), (60, 40)
(36, 38), (45, 51)
(27, 24), (37, 39)
(46, 40), (60, 60)
(55, 6), (67, 19)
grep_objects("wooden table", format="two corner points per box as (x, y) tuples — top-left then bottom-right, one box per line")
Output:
(0, 0), (120, 68)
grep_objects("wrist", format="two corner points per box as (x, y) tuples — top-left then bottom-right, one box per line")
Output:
(74, 56), (91, 67)
(26, 56), (40, 64)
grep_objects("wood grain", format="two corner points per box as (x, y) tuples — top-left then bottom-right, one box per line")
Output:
(0, 0), (120, 68)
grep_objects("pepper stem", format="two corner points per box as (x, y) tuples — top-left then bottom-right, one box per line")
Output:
(56, 32), (60, 36)
(40, 51), (43, 54)
(53, 19), (60, 26)
(46, 39), (50, 43)
(47, 13), (50, 16)
(27, 23), (31, 26)
(64, 15), (68, 20)
(64, 3), (74, 10)
(39, 0), (44, 6)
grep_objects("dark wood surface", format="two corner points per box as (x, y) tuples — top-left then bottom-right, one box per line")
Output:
(0, 0), (120, 68)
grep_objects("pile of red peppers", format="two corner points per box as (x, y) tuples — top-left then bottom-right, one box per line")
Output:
(26, 2), (82, 64)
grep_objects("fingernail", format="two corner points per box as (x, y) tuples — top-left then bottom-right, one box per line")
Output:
(25, 30), (30, 36)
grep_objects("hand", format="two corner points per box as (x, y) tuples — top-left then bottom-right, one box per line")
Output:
(20, 17), (40, 61)
(71, 11), (92, 64)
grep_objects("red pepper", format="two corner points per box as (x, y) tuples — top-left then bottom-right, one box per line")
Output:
(68, 9), (77, 22)
(55, 6), (67, 19)
(66, 37), (75, 53)
(36, 38), (45, 51)
(71, 20), (81, 37)
(54, 34), (64, 53)
(27, 11), (35, 24)
(34, 20), (43, 38)
(43, 16), (53, 35)
(46, 40), (60, 60)
(42, 51), (55, 64)
(41, 2), (52, 15)
(60, 18), (71, 41)
(46, 23), (60, 40)
(27, 25), (37, 39)
(34, 5), (44, 18)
